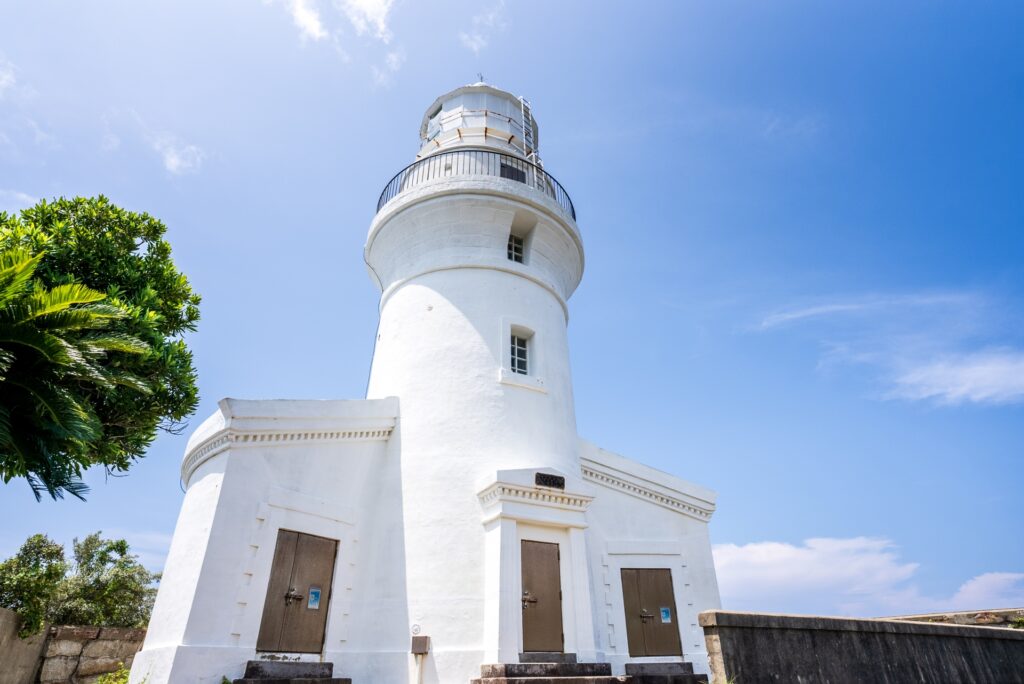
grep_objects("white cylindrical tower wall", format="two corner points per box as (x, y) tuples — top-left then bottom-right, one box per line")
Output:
(365, 83), (583, 682)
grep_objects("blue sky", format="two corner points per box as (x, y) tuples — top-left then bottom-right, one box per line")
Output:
(1, 1), (1022, 617)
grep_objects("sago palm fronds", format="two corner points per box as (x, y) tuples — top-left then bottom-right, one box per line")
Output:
(0, 248), (152, 500)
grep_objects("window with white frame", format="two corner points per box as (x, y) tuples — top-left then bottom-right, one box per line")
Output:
(510, 334), (529, 375)
(507, 234), (525, 263)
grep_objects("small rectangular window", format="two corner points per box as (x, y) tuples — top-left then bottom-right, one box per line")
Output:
(507, 234), (524, 263)
(500, 163), (527, 183)
(510, 334), (529, 375)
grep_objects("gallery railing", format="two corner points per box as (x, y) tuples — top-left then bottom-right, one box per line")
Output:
(376, 148), (576, 221)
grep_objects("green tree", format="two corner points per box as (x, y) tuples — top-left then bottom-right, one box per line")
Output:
(47, 533), (158, 628)
(0, 196), (200, 498)
(0, 247), (151, 499)
(0, 534), (67, 636)
(0, 532), (158, 636)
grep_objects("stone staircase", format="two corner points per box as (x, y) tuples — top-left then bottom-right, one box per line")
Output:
(232, 660), (351, 684)
(471, 654), (707, 684)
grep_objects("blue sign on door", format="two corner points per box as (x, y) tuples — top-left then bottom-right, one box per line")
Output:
(307, 586), (321, 610)
(660, 607), (672, 623)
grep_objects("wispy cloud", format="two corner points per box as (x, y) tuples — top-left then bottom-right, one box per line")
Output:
(0, 189), (38, 212)
(338, 0), (394, 43)
(124, 110), (206, 175)
(151, 133), (205, 175)
(459, 1), (505, 55)
(288, 0), (329, 41)
(715, 536), (1024, 616)
(757, 290), (1024, 406)
(0, 59), (16, 98)
(888, 349), (1024, 405)
(371, 49), (405, 87)
(757, 293), (975, 330)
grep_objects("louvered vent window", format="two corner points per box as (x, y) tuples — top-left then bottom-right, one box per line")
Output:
(510, 334), (529, 375)
(507, 234), (524, 263)
(500, 163), (527, 183)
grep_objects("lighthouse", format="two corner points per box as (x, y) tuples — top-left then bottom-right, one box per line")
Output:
(132, 83), (721, 684)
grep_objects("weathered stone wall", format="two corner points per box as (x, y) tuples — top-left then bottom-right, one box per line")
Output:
(889, 607), (1024, 628)
(37, 626), (146, 684)
(700, 610), (1024, 684)
(0, 607), (47, 684)
(0, 611), (145, 684)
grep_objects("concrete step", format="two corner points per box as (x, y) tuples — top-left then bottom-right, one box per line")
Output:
(233, 679), (351, 684)
(519, 652), (579, 664)
(243, 661), (334, 678)
(624, 676), (707, 684)
(471, 678), (627, 684)
(624, 664), (694, 676)
(482, 663), (613, 677)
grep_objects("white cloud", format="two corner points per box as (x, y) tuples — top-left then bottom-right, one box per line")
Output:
(889, 349), (1024, 405)
(714, 537), (1024, 616)
(757, 293), (974, 330)
(0, 189), (38, 212)
(0, 59), (16, 98)
(338, 0), (394, 43)
(371, 48), (404, 87)
(949, 572), (1024, 610)
(152, 133), (205, 175)
(756, 291), (1024, 406)
(459, 1), (505, 55)
(288, 0), (328, 41)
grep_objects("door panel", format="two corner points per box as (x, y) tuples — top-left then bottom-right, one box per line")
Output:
(521, 540), (563, 652)
(620, 568), (683, 657)
(257, 529), (338, 653)
(257, 530), (298, 651)
(637, 568), (682, 656)
(620, 568), (647, 657)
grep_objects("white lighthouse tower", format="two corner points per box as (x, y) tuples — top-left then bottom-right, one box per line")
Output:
(132, 83), (721, 684)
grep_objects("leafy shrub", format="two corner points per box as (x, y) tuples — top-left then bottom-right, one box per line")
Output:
(0, 532), (158, 635)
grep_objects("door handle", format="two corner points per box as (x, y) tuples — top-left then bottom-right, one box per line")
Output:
(639, 609), (653, 622)
(522, 590), (539, 609)
(284, 587), (305, 605)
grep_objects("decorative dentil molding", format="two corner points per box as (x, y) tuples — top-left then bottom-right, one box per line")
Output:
(580, 461), (715, 522)
(181, 427), (394, 484)
(477, 481), (593, 512)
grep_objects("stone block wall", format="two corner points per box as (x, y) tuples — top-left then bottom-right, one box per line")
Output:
(37, 626), (146, 684)
(700, 609), (1024, 684)
(0, 610), (147, 684)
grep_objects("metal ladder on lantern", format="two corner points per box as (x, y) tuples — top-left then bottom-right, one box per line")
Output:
(519, 96), (541, 191)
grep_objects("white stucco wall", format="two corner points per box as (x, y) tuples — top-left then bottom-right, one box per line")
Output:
(131, 399), (408, 684)
(578, 440), (721, 676)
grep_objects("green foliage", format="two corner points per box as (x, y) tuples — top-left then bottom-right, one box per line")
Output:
(0, 246), (150, 499)
(47, 533), (159, 628)
(1011, 616), (1024, 629)
(0, 534), (67, 636)
(0, 196), (200, 499)
(0, 532), (158, 637)
(96, 664), (131, 684)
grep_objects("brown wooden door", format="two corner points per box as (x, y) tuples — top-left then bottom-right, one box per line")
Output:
(257, 529), (338, 653)
(620, 568), (683, 657)
(521, 540), (563, 652)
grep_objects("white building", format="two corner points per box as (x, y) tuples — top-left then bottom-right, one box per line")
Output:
(131, 83), (721, 684)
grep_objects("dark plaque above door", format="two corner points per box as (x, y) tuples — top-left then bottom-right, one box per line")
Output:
(535, 472), (566, 490)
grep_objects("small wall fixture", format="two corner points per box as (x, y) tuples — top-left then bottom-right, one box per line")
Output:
(411, 635), (430, 655)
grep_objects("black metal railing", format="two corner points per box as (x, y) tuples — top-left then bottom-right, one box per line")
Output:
(376, 148), (576, 220)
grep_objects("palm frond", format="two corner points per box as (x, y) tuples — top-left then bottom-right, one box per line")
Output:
(0, 325), (73, 364)
(0, 251), (44, 305)
(24, 283), (106, 318)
